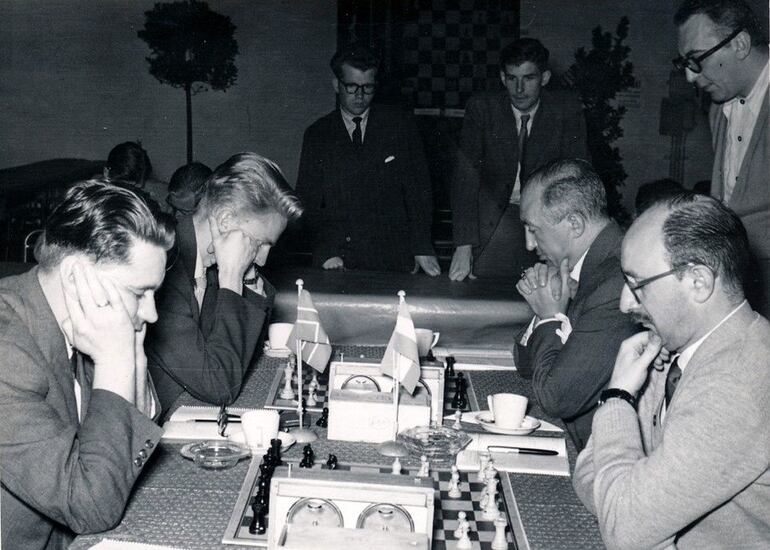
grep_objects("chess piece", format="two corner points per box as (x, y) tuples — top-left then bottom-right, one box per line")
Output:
(453, 511), (469, 539)
(280, 362), (295, 400)
(270, 438), (283, 466)
(483, 476), (499, 520)
(492, 512), (509, 549)
(249, 500), (267, 535)
(456, 373), (468, 410)
(417, 455), (429, 477)
(478, 453), (490, 483)
(456, 518), (472, 550)
(315, 406), (329, 427)
(311, 371), (319, 389)
(453, 410), (462, 430)
(391, 456), (401, 475)
(300, 444), (314, 468)
(448, 465), (461, 498)
(445, 356), (456, 379)
(326, 453), (338, 470)
(307, 380), (318, 407)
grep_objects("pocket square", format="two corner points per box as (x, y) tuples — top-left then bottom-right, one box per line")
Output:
(384, 155), (396, 163)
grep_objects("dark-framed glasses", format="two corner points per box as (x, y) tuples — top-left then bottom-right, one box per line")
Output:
(341, 82), (376, 95)
(672, 28), (741, 73)
(622, 264), (690, 302)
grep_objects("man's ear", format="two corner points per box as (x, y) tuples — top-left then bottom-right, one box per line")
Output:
(689, 264), (715, 303)
(102, 167), (110, 179)
(332, 77), (340, 95)
(499, 70), (507, 88)
(733, 30), (752, 60)
(214, 208), (235, 234)
(540, 69), (552, 87)
(59, 256), (81, 299)
(566, 212), (586, 238)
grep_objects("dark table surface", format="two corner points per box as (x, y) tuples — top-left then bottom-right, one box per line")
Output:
(71, 346), (603, 550)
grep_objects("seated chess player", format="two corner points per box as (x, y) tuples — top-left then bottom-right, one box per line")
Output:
(0, 181), (173, 550)
(573, 192), (770, 548)
(146, 152), (302, 411)
(515, 159), (638, 451)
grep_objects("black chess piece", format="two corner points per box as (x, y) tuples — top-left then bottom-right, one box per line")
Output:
(445, 356), (456, 379)
(300, 444), (314, 468)
(270, 438), (283, 465)
(315, 407), (329, 427)
(249, 500), (267, 535)
(426, 348), (436, 362)
(456, 373), (468, 410)
(326, 453), (338, 470)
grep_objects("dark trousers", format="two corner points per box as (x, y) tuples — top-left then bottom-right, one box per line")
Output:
(473, 204), (536, 279)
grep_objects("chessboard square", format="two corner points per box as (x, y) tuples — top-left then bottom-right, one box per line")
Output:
(432, 91), (444, 107)
(441, 499), (475, 512)
(444, 77), (459, 90)
(446, 36), (460, 50)
(472, 62), (486, 74)
(487, 37), (501, 50)
(418, 50), (432, 64)
(404, 50), (419, 64)
(417, 64), (432, 78)
(431, 51), (446, 64)
(418, 24), (433, 37)
(418, 91), (432, 106)
(459, 37), (473, 50)
(487, 65), (500, 78)
(459, 64), (473, 78)
(432, 36), (447, 50)
(446, 23), (460, 36)
(472, 23), (487, 37)
(432, 77), (444, 89)
(403, 36), (418, 50)
(445, 50), (460, 65)
(446, 91), (460, 107)
(445, 7), (460, 23)
(433, 22), (447, 37)
(432, 64), (447, 78)
(473, 37), (487, 50)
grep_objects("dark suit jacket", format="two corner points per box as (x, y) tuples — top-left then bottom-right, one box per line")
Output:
(295, 104), (435, 272)
(452, 89), (589, 249)
(146, 216), (274, 411)
(0, 268), (162, 550)
(515, 223), (638, 450)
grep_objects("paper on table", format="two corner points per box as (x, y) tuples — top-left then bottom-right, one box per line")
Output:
(455, 433), (569, 477)
(462, 410), (564, 433)
(89, 539), (186, 549)
(162, 405), (253, 441)
(432, 345), (515, 370)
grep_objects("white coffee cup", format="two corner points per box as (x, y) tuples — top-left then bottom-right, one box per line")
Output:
(268, 322), (293, 351)
(487, 393), (528, 429)
(240, 409), (280, 453)
(414, 328), (440, 357)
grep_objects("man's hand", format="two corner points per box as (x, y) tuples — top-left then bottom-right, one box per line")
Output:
(652, 345), (672, 371)
(209, 217), (258, 293)
(608, 331), (663, 396)
(516, 258), (571, 318)
(449, 245), (475, 281)
(134, 325), (154, 418)
(413, 255), (441, 277)
(322, 256), (344, 270)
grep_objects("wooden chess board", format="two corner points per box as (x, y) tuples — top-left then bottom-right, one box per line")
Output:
(265, 368), (329, 413)
(222, 458), (527, 549)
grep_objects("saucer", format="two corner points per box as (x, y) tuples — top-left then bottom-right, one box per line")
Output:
(179, 440), (250, 469)
(476, 411), (541, 435)
(226, 429), (296, 453)
(264, 341), (291, 358)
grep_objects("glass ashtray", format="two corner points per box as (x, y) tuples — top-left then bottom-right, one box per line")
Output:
(397, 425), (472, 465)
(181, 440), (251, 470)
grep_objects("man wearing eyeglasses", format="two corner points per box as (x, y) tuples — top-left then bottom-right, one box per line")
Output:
(674, 0), (769, 317)
(573, 192), (770, 548)
(296, 43), (440, 275)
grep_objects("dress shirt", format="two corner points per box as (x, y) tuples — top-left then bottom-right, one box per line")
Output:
(721, 62), (769, 203)
(509, 101), (540, 203)
(340, 108), (371, 143)
(193, 250), (206, 308)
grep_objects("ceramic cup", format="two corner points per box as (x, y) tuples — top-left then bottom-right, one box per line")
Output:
(414, 328), (440, 357)
(240, 409), (280, 453)
(487, 393), (528, 429)
(267, 322), (293, 351)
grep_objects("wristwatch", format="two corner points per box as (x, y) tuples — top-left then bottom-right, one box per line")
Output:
(598, 388), (637, 408)
(242, 264), (259, 286)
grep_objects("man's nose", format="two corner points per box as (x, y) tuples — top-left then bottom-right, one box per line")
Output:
(619, 283), (637, 314)
(525, 231), (537, 252)
(684, 67), (699, 84)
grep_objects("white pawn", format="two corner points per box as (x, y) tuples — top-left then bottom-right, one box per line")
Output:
(307, 379), (318, 406)
(453, 511), (469, 538)
(391, 456), (402, 475)
(478, 452), (490, 483)
(280, 362), (295, 400)
(418, 455), (430, 477)
(483, 476), (499, 520)
(311, 371), (319, 387)
(491, 512), (508, 549)
(448, 465), (462, 498)
(453, 410), (462, 430)
(456, 518), (472, 550)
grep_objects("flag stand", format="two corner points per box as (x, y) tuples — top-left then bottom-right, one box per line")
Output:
(377, 290), (409, 458)
(291, 278), (317, 443)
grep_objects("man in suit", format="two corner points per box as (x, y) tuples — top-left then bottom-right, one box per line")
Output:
(573, 193), (770, 548)
(296, 43), (440, 274)
(514, 160), (638, 450)
(146, 153), (302, 411)
(0, 181), (174, 549)
(674, 0), (769, 315)
(450, 38), (589, 281)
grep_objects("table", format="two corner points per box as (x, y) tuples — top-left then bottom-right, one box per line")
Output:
(71, 347), (603, 550)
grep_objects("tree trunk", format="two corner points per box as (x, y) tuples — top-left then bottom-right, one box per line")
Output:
(185, 83), (193, 163)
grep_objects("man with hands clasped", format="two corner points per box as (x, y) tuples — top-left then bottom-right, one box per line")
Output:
(573, 193), (770, 549)
(0, 181), (174, 550)
(514, 159), (637, 451)
(146, 153), (302, 411)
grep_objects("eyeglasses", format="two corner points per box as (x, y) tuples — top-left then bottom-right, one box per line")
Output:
(622, 265), (690, 302)
(341, 81), (376, 95)
(672, 28), (741, 73)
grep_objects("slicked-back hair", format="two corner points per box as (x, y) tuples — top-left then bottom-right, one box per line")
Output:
(656, 192), (749, 299)
(526, 159), (608, 225)
(201, 152), (303, 222)
(500, 38), (550, 72)
(330, 42), (380, 80)
(35, 179), (175, 270)
(674, 0), (767, 46)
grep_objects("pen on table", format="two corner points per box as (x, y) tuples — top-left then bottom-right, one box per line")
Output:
(487, 445), (558, 456)
(185, 416), (241, 424)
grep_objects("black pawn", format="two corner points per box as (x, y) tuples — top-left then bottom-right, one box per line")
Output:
(326, 453), (338, 470)
(316, 407), (329, 427)
(249, 500), (267, 535)
(270, 438), (283, 465)
(445, 356), (456, 379)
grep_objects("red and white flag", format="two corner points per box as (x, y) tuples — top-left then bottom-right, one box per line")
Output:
(379, 300), (420, 394)
(287, 289), (332, 373)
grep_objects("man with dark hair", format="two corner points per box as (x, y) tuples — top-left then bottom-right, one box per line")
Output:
(0, 181), (174, 549)
(296, 43), (440, 274)
(146, 152), (302, 410)
(674, 0), (769, 315)
(514, 159), (637, 450)
(449, 38), (589, 280)
(634, 178), (683, 217)
(573, 192), (770, 548)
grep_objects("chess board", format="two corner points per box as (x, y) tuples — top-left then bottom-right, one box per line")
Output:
(443, 372), (480, 419)
(222, 458), (527, 549)
(265, 367), (329, 413)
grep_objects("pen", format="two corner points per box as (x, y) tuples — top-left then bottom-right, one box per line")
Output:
(487, 445), (558, 456)
(186, 417), (241, 424)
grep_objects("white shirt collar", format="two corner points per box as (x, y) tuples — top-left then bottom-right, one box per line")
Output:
(194, 249), (205, 280)
(340, 108), (370, 139)
(570, 248), (590, 283)
(722, 61), (768, 118)
(511, 101), (540, 128)
(677, 300), (747, 370)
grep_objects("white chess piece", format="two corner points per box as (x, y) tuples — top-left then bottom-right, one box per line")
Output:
(279, 362), (295, 400)
(453, 410), (462, 429)
(311, 371), (319, 388)
(418, 455), (429, 477)
(456, 519), (472, 550)
(483, 476), (499, 520)
(478, 452), (490, 483)
(306, 379), (318, 406)
(453, 511), (469, 539)
(391, 456), (402, 475)
(448, 465), (462, 498)
(491, 512), (508, 549)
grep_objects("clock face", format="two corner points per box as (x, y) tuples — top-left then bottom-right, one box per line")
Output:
(357, 503), (415, 533)
(341, 375), (381, 392)
(287, 498), (344, 528)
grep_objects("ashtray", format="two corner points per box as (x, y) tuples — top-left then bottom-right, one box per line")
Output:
(397, 425), (472, 465)
(180, 441), (251, 470)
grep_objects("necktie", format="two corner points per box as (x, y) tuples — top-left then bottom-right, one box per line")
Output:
(194, 274), (207, 308)
(518, 114), (530, 183)
(352, 116), (363, 146)
(70, 349), (79, 380)
(665, 357), (682, 408)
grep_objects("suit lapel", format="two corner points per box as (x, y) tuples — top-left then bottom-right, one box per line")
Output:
(175, 216), (204, 321)
(568, 223), (624, 318)
(526, 94), (554, 174)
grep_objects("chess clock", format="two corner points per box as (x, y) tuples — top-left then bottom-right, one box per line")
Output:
(267, 467), (433, 550)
